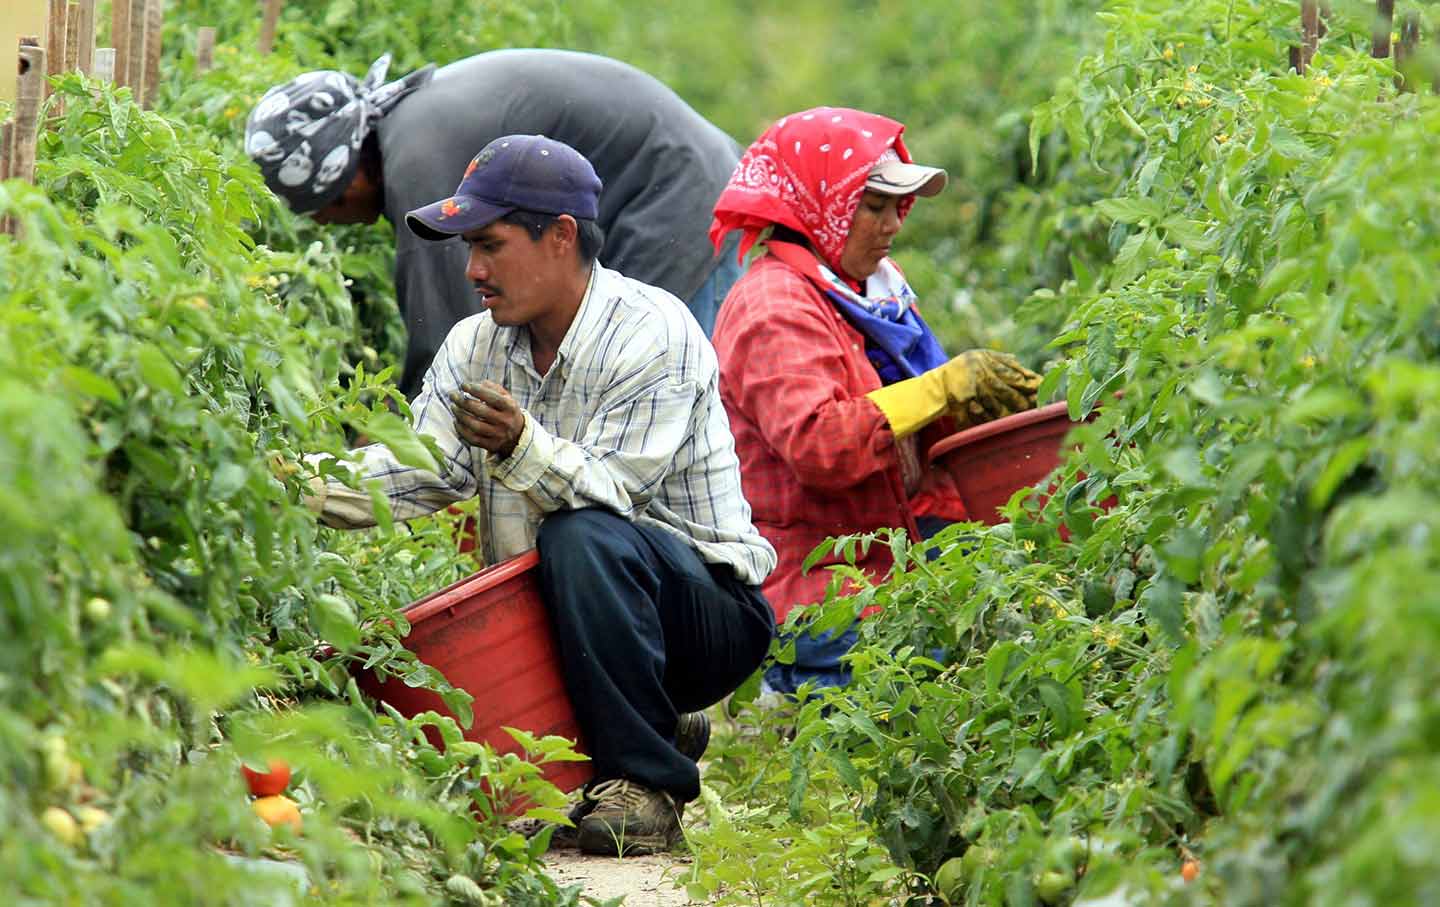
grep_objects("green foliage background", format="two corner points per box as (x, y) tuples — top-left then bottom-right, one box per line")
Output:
(559, 0), (1105, 357)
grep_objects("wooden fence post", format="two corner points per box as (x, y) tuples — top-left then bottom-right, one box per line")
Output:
(5, 42), (47, 234)
(1373, 0), (1394, 58)
(111, 0), (130, 88)
(45, 0), (67, 99)
(195, 26), (216, 73)
(259, 0), (283, 55)
(64, 3), (80, 73)
(142, 0), (162, 107)
(75, 0), (94, 74)
(126, 0), (147, 95)
(92, 47), (115, 84)
(1300, 0), (1320, 72)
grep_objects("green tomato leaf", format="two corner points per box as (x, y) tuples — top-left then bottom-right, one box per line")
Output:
(135, 344), (183, 396)
(312, 593), (361, 652)
(356, 411), (439, 473)
(60, 366), (122, 405)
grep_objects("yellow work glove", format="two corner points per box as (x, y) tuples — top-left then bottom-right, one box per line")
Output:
(865, 350), (1043, 438)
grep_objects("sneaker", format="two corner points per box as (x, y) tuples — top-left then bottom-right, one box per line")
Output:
(576, 778), (683, 856)
(674, 711), (711, 763)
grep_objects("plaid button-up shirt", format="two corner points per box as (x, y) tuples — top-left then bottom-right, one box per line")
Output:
(316, 263), (777, 586)
(711, 253), (967, 620)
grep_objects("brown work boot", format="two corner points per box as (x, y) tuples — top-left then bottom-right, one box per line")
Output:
(576, 778), (683, 856)
(674, 711), (711, 763)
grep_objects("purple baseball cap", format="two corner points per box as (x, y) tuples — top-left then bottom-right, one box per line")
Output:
(405, 134), (603, 241)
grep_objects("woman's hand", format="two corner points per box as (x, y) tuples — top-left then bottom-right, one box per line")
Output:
(956, 350), (1042, 419)
(449, 381), (524, 459)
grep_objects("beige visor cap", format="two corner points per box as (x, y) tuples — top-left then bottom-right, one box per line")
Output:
(865, 150), (948, 197)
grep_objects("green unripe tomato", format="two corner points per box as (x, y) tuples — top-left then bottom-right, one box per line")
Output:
(1035, 869), (1075, 904)
(933, 857), (968, 902)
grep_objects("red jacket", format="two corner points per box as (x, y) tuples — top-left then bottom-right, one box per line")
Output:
(712, 252), (968, 623)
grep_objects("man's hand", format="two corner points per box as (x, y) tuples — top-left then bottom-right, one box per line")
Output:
(449, 380), (525, 459)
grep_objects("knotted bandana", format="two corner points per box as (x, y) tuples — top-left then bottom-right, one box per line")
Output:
(244, 54), (434, 213)
(708, 107), (918, 274)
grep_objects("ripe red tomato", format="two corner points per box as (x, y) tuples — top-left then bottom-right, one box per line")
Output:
(241, 758), (292, 797)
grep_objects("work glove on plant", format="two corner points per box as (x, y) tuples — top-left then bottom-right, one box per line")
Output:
(865, 350), (1042, 439)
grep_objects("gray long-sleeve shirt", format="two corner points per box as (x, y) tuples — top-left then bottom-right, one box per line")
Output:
(376, 50), (742, 398)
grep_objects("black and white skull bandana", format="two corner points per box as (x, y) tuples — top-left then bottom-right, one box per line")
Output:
(244, 54), (435, 213)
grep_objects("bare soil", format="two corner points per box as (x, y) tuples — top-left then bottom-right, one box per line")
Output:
(544, 849), (699, 905)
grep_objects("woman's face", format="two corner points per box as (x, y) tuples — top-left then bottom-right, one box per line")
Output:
(839, 190), (905, 281)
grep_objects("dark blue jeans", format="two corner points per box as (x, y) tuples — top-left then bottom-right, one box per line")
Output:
(764, 515), (953, 695)
(536, 509), (774, 802)
(684, 251), (744, 337)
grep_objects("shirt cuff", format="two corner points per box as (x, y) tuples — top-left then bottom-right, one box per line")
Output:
(487, 410), (553, 492)
(301, 452), (377, 529)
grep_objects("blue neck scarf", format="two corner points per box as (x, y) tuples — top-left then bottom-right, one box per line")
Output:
(819, 260), (948, 384)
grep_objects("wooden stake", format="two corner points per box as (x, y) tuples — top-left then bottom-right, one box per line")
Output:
(1300, 0), (1319, 72)
(126, 0), (146, 96)
(46, 0), (68, 97)
(195, 26), (216, 73)
(111, 0), (130, 87)
(142, 0), (162, 108)
(1373, 0), (1394, 59)
(12, 43), (46, 184)
(65, 4), (80, 73)
(259, 0), (283, 55)
(92, 46), (115, 83)
(75, 0), (95, 74)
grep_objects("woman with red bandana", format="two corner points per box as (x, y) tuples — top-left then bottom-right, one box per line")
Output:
(709, 108), (1042, 693)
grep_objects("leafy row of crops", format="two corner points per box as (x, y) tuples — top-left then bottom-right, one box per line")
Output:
(703, 1), (1440, 905)
(1, 2), (593, 904)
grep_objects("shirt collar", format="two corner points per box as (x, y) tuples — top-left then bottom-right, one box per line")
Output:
(554, 262), (604, 367)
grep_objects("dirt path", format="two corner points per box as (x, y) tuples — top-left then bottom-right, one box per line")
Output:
(544, 850), (698, 905)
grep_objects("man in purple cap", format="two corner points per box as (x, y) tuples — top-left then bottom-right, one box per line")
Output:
(304, 135), (776, 856)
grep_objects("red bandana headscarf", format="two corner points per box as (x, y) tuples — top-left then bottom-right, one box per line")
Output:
(709, 107), (917, 274)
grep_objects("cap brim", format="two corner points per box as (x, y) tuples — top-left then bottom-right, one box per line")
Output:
(865, 161), (948, 198)
(404, 196), (514, 241)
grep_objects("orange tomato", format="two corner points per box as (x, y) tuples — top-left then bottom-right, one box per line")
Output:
(1181, 860), (1200, 883)
(241, 758), (292, 797)
(251, 795), (302, 832)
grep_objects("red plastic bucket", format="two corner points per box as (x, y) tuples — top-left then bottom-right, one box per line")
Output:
(353, 550), (594, 796)
(927, 402), (1086, 526)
